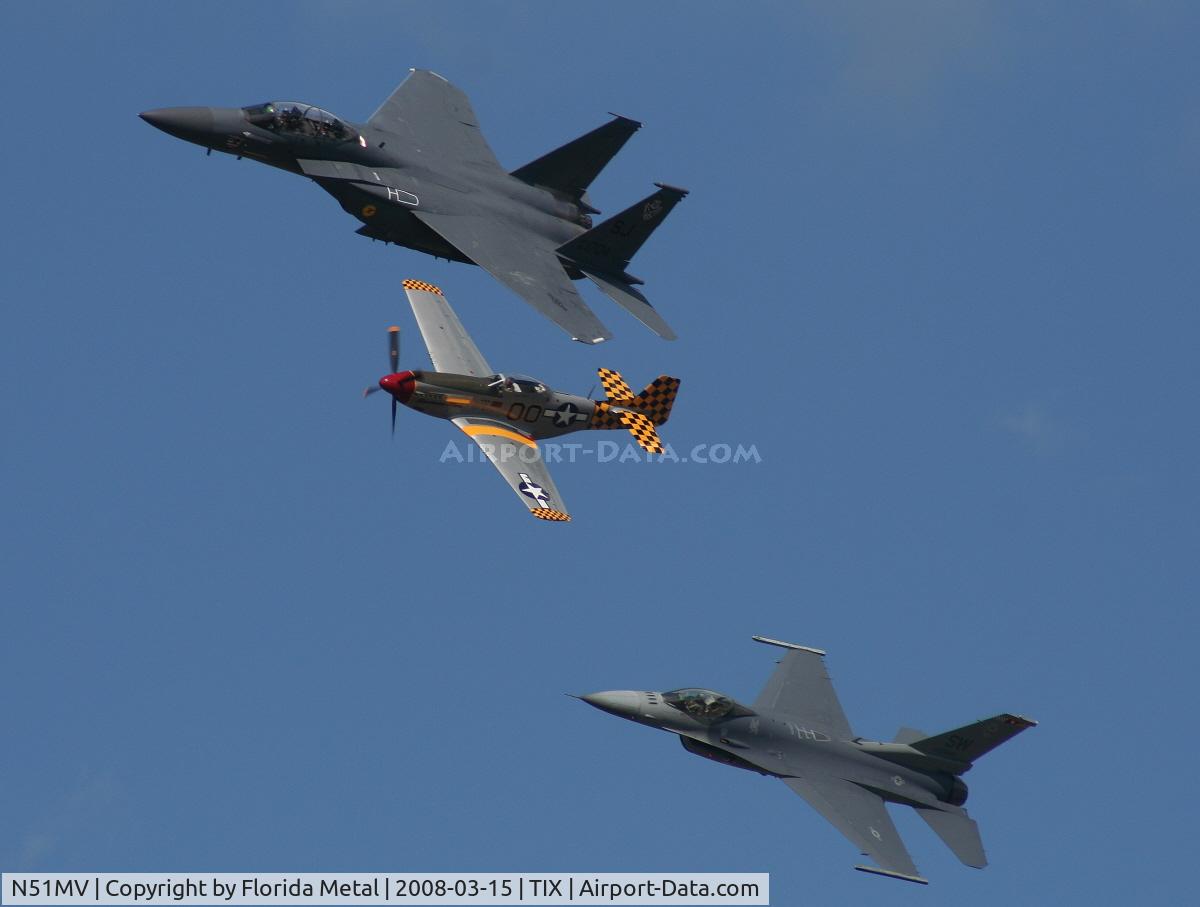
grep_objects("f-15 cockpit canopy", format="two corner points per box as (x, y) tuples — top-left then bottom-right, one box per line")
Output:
(664, 689), (742, 721)
(242, 102), (358, 143)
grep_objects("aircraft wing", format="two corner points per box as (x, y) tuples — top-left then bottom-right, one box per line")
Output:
(367, 69), (502, 170)
(402, 280), (492, 378)
(752, 638), (854, 740)
(412, 210), (612, 344)
(451, 417), (570, 522)
(783, 774), (927, 884)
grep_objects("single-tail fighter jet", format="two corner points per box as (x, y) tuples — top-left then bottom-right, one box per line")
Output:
(578, 636), (1036, 884)
(367, 279), (680, 522)
(140, 70), (688, 344)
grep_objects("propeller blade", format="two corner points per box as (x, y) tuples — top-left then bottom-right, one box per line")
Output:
(363, 386), (381, 398)
(391, 398), (397, 437)
(388, 325), (400, 374)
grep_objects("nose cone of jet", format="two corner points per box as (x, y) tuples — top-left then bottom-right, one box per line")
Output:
(379, 371), (416, 402)
(139, 106), (216, 143)
(581, 691), (642, 718)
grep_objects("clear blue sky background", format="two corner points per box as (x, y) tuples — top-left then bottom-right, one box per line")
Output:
(3, 2), (1198, 903)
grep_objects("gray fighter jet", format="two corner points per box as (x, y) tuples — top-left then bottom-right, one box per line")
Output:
(368, 279), (680, 521)
(579, 636), (1036, 884)
(140, 70), (687, 344)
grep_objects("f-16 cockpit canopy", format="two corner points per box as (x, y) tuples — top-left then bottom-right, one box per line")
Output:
(242, 102), (358, 143)
(664, 689), (742, 721)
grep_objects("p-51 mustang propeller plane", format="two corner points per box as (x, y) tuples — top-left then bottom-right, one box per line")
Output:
(141, 69), (688, 344)
(366, 280), (680, 522)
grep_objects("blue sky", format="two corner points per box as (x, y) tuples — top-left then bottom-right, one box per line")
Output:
(2, 2), (1198, 903)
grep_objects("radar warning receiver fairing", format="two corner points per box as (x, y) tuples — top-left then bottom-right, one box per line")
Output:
(141, 70), (688, 344)
(367, 280), (680, 522)
(578, 637), (1036, 884)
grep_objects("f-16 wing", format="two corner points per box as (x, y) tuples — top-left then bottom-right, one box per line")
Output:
(751, 637), (854, 740)
(402, 280), (492, 378)
(412, 210), (612, 344)
(451, 417), (570, 522)
(783, 774), (927, 884)
(367, 69), (502, 171)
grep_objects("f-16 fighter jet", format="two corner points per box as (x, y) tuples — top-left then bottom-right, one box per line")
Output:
(141, 70), (688, 344)
(367, 280), (680, 521)
(578, 636), (1036, 884)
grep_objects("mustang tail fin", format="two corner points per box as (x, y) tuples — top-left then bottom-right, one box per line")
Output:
(916, 807), (987, 869)
(909, 714), (1037, 768)
(557, 183), (689, 277)
(590, 368), (680, 454)
(510, 115), (641, 208)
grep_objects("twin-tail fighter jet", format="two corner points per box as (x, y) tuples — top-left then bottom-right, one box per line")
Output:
(578, 636), (1036, 884)
(141, 70), (688, 344)
(366, 280), (680, 522)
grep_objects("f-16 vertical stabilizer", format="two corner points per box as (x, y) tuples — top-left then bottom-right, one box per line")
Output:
(909, 714), (1038, 768)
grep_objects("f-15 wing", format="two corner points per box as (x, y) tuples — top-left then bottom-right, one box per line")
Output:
(751, 637), (854, 740)
(402, 280), (492, 378)
(451, 417), (570, 522)
(412, 210), (612, 344)
(783, 774), (927, 884)
(367, 69), (502, 171)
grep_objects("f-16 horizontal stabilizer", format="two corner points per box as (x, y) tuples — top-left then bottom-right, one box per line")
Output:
(557, 183), (689, 275)
(909, 714), (1038, 768)
(853, 866), (929, 885)
(511, 115), (642, 207)
(917, 807), (987, 869)
(581, 269), (677, 340)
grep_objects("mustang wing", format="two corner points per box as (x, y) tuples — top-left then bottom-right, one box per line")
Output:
(452, 417), (570, 522)
(751, 637), (854, 740)
(402, 280), (492, 378)
(367, 69), (501, 170)
(783, 774), (927, 884)
(412, 210), (612, 344)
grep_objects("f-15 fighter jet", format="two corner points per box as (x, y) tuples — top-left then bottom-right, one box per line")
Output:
(141, 70), (688, 344)
(579, 636), (1036, 884)
(367, 280), (680, 521)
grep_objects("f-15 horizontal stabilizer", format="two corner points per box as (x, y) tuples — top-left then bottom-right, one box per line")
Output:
(581, 269), (677, 340)
(557, 183), (689, 275)
(511, 115), (642, 207)
(909, 714), (1038, 768)
(916, 807), (987, 869)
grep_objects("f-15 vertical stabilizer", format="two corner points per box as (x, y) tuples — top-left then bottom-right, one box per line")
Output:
(510, 115), (642, 209)
(557, 183), (689, 279)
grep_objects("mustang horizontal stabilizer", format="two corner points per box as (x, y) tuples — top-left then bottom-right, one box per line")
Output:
(916, 807), (987, 869)
(511, 115), (642, 207)
(557, 183), (689, 277)
(590, 368), (679, 454)
(452, 417), (570, 522)
(783, 775), (927, 884)
(412, 210), (612, 344)
(402, 280), (492, 378)
(909, 714), (1038, 769)
(581, 269), (677, 340)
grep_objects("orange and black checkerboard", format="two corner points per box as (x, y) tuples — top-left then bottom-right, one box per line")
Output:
(402, 279), (443, 295)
